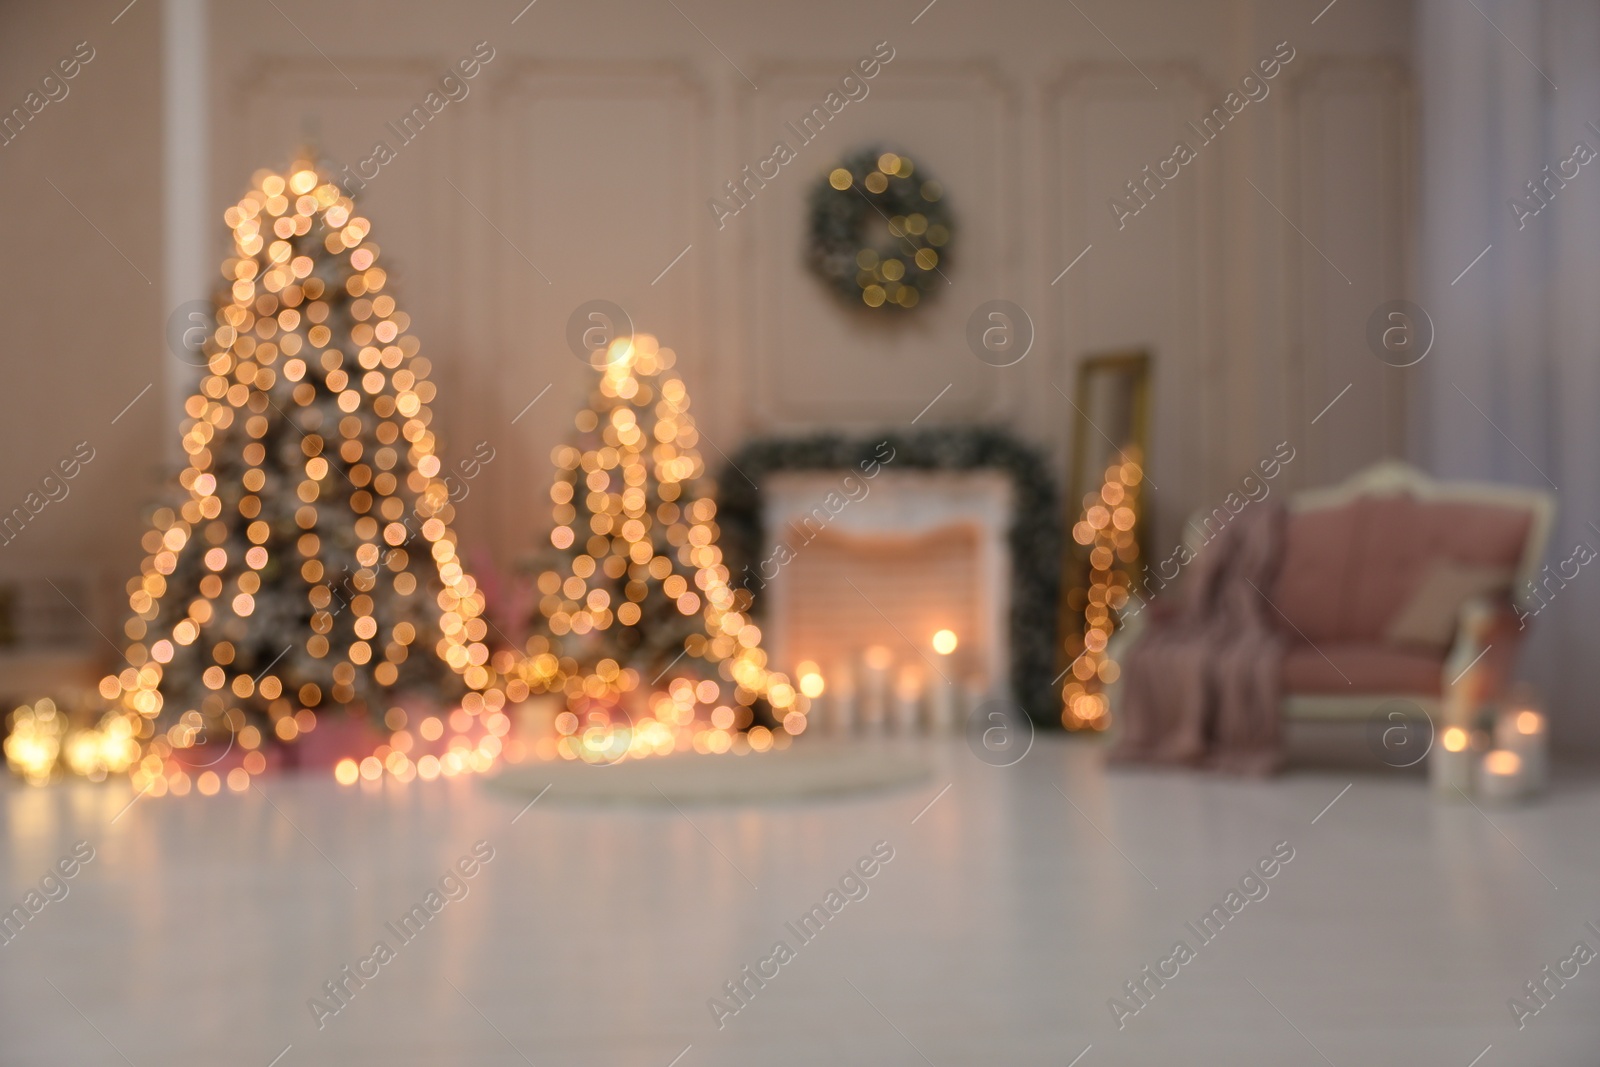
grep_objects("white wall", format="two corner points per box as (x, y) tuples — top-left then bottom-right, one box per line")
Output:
(1, 0), (1413, 643)
(197, 0), (1412, 564)
(0, 2), (163, 630)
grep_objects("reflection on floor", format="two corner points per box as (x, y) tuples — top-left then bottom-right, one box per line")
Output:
(2, 736), (1597, 1066)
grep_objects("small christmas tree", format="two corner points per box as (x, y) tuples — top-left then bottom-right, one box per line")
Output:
(1061, 450), (1143, 730)
(519, 334), (801, 761)
(95, 156), (509, 794)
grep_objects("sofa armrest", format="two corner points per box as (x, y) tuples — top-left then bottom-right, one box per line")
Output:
(1440, 595), (1523, 724)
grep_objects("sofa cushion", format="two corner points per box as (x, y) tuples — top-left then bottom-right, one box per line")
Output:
(1280, 642), (1444, 696)
(1384, 560), (1513, 649)
(1344, 496), (1530, 642)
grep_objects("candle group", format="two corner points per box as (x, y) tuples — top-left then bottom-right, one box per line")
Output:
(1493, 709), (1547, 789)
(1430, 703), (1547, 803)
(800, 630), (980, 736)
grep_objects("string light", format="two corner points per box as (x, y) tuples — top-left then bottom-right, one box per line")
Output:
(4, 700), (66, 786)
(3, 698), (140, 786)
(1062, 450), (1143, 730)
(517, 334), (800, 762)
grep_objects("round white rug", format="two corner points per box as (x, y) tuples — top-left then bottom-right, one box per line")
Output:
(483, 740), (935, 805)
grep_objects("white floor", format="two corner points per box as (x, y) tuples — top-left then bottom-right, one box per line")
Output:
(2, 735), (1598, 1066)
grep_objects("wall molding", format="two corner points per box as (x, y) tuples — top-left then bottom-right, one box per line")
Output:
(739, 61), (1018, 429)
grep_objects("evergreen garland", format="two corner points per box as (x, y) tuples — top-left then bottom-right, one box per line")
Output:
(718, 428), (1062, 726)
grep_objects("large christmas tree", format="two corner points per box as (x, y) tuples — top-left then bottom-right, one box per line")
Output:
(518, 334), (802, 761)
(97, 156), (509, 793)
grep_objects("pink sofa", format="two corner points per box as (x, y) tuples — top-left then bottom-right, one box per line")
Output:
(1111, 461), (1555, 739)
(1274, 487), (1538, 701)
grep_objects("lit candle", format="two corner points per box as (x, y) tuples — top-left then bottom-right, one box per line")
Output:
(861, 645), (893, 732)
(1431, 725), (1474, 796)
(797, 661), (828, 734)
(1478, 748), (1529, 802)
(928, 629), (959, 733)
(893, 666), (924, 733)
(1494, 708), (1547, 792)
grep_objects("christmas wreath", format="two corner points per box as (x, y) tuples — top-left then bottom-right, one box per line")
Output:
(806, 147), (952, 310)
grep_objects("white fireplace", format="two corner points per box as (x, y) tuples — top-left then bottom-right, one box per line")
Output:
(758, 469), (1015, 711)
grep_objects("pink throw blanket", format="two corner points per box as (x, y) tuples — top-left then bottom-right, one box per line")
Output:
(1111, 503), (1287, 774)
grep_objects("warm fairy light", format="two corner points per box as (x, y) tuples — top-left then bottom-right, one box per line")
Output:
(931, 629), (958, 655)
(1515, 710), (1542, 735)
(518, 331), (802, 763)
(1442, 726), (1469, 753)
(1485, 749), (1522, 775)
(1063, 449), (1143, 731)
(333, 758), (360, 786)
(4, 700), (65, 786)
(61, 711), (140, 782)
(3, 700), (141, 789)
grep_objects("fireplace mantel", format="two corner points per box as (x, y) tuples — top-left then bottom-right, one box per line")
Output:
(717, 429), (1063, 724)
(761, 470), (1014, 700)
